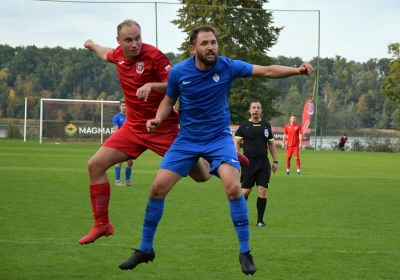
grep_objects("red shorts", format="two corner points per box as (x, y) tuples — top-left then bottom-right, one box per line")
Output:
(103, 125), (179, 159)
(286, 146), (300, 158)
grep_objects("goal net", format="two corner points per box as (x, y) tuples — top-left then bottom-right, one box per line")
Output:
(39, 98), (120, 143)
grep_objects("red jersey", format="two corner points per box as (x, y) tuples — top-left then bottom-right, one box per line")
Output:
(283, 123), (302, 147)
(107, 43), (178, 133)
(339, 136), (348, 144)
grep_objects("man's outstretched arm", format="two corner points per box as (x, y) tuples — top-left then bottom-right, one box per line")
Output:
(252, 62), (313, 79)
(84, 39), (111, 62)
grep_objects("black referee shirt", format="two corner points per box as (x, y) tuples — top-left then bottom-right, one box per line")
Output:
(234, 120), (274, 159)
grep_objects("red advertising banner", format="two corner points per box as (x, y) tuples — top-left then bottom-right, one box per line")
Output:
(301, 98), (315, 138)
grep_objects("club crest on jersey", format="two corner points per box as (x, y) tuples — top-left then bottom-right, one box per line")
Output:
(136, 62), (144, 74)
(213, 74), (219, 82)
(264, 129), (269, 137)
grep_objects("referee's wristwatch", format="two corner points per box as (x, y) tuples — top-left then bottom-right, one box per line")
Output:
(273, 160), (279, 164)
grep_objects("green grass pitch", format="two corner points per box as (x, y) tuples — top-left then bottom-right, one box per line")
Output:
(0, 139), (399, 280)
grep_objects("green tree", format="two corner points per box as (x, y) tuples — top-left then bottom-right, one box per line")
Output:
(382, 43), (400, 129)
(0, 68), (11, 117)
(272, 85), (305, 126)
(355, 90), (377, 128)
(376, 98), (395, 129)
(390, 108), (400, 130)
(165, 52), (183, 65)
(382, 43), (400, 104)
(6, 88), (19, 117)
(269, 56), (309, 95)
(0, 44), (16, 68)
(171, 0), (284, 123)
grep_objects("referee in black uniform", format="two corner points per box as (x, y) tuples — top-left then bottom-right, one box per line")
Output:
(234, 101), (279, 227)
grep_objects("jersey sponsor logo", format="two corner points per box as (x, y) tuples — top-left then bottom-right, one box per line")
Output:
(136, 62), (144, 74)
(182, 80), (191, 85)
(264, 129), (269, 137)
(119, 61), (125, 65)
(213, 74), (219, 82)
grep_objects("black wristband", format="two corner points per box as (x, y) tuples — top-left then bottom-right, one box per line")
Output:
(273, 161), (279, 164)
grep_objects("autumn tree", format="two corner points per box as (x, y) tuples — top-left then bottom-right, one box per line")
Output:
(382, 43), (400, 129)
(171, 0), (283, 123)
(6, 89), (19, 118)
(1, 42), (397, 132)
(0, 68), (11, 118)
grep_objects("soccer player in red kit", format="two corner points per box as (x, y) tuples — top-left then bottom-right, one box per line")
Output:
(282, 114), (303, 175)
(78, 20), (212, 245)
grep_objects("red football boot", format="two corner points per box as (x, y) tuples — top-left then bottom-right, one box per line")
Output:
(78, 222), (114, 244)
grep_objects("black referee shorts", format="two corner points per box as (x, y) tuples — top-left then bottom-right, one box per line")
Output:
(240, 157), (271, 189)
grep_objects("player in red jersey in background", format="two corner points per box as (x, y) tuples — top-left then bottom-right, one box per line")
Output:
(282, 114), (303, 175)
(78, 19), (214, 245)
(339, 133), (348, 151)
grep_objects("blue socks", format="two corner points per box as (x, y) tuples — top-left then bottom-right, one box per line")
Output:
(115, 166), (132, 182)
(138, 196), (249, 254)
(125, 167), (132, 181)
(115, 166), (121, 181)
(139, 198), (165, 253)
(229, 195), (250, 254)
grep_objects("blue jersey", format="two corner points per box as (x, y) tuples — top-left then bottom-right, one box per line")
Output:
(112, 112), (127, 129)
(167, 56), (253, 138)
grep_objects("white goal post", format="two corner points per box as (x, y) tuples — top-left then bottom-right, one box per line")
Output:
(39, 98), (120, 144)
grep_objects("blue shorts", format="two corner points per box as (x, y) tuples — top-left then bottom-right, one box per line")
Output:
(159, 133), (240, 177)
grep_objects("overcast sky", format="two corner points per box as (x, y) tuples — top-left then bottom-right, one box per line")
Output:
(268, 0), (400, 62)
(0, 0), (399, 63)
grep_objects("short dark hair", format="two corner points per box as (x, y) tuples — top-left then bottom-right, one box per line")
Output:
(189, 25), (217, 45)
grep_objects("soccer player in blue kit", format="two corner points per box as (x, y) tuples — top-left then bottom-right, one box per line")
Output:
(112, 98), (134, 186)
(119, 25), (313, 275)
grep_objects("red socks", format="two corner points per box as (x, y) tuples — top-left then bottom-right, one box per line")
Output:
(286, 158), (291, 169)
(90, 183), (110, 225)
(296, 159), (300, 169)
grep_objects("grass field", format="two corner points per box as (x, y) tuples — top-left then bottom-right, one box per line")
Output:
(1, 139), (399, 280)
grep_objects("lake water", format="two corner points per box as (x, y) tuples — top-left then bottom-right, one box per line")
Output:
(0, 127), (398, 150)
(308, 136), (399, 149)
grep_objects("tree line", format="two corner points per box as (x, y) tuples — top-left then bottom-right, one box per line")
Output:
(0, 44), (398, 131)
(2, 0), (399, 132)
(270, 55), (399, 131)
